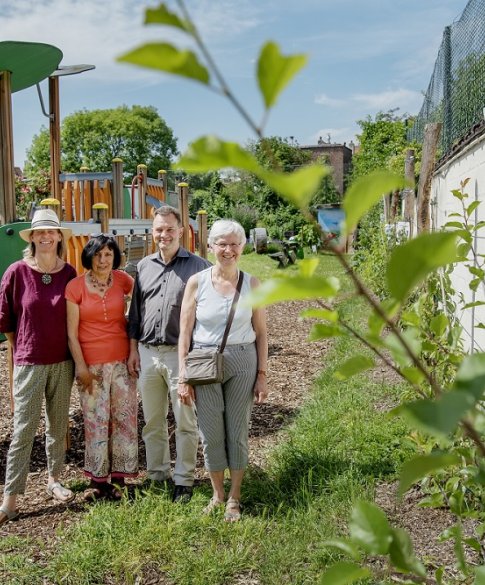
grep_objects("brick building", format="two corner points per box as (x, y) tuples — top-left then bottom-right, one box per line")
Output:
(300, 140), (353, 195)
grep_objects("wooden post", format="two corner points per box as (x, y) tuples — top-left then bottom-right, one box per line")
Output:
(403, 149), (416, 237)
(48, 75), (62, 203)
(390, 190), (400, 221)
(197, 209), (208, 259)
(158, 169), (167, 201)
(417, 123), (442, 233)
(112, 158), (124, 219)
(137, 164), (147, 219)
(80, 165), (90, 221)
(92, 202), (109, 233)
(0, 70), (16, 224)
(178, 182), (190, 250)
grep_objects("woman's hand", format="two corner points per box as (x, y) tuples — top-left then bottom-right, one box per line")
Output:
(75, 368), (99, 395)
(253, 376), (268, 404)
(177, 382), (195, 406)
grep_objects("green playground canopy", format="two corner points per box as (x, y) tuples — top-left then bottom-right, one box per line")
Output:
(0, 41), (62, 92)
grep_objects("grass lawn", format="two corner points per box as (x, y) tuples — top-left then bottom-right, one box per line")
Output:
(1, 252), (413, 585)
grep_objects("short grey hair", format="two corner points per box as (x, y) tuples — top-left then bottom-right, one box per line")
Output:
(153, 204), (182, 226)
(208, 219), (246, 246)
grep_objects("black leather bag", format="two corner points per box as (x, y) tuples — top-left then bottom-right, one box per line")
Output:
(182, 271), (244, 386)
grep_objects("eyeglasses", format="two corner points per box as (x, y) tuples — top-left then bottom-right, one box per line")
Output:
(213, 242), (242, 249)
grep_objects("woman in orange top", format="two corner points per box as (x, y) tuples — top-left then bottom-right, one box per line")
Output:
(66, 235), (138, 500)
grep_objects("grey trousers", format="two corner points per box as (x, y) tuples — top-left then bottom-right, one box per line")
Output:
(195, 343), (257, 471)
(4, 360), (73, 495)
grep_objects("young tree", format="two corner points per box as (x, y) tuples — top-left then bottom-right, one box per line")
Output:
(24, 105), (178, 179)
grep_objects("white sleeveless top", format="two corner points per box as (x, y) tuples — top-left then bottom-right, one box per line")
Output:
(192, 267), (256, 347)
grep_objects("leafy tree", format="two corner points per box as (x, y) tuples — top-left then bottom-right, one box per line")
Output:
(351, 110), (410, 180)
(24, 105), (178, 180)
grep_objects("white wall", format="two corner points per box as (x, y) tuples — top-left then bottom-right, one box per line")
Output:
(431, 131), (485, 352)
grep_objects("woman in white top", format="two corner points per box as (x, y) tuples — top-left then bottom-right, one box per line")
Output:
(178, 219), (268, 521)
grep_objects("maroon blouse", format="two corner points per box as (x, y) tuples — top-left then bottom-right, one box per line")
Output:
(0, 260), (76, 365)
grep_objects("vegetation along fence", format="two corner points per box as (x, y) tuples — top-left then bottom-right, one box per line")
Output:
(407, 0), (485, 156)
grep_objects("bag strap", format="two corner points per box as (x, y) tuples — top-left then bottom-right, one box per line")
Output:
(219, 271), (244, 354)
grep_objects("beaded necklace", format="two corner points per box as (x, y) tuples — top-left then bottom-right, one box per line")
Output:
(88, 270), (113, 294)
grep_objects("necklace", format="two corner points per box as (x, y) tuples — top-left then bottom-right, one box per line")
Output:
(88, 270), (113, 293)
(35, 258), (58, 285)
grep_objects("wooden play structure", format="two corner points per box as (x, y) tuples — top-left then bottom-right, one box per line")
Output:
(0, 41), (209, 414)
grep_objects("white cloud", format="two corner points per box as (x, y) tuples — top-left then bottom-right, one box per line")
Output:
(314, 93), (342, 107)
(351, 88), (423, 112)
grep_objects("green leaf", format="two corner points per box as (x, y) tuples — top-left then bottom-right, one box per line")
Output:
(383, 328), (421, 368)
(398, 453), (461, 497)
(400, 366), (425, 385)
(342, 171), (406, 235)
(368, 298), (400, 335)
(245, 275), (340, 307)
(334, 355), (375, 380)
(474, 565), (485, 585)
(452, 353), (485, 400)
(468, 266), (485, 278)
(144, 4), (193, 33)
(398, 390), (478, 439)
(467, 200), (481, 216)
(321, 539), (362, 561)
(301, 307), (339, 322)
(118, 43), (209, 84)
(473, 221), (485, 231)
(309, 323), (345, 340)
(177, 136), (327, 209)
(430, 314), (449, 337)
(386, 232), (459, 302)
(445, 221), (465, 229)
(264, 164), (328, 209)
(319, 562), (370, 585)
(349, 501), (392, 555)
(389, 527), (426, 576)
(257, 41), (307, 109)
(464, 301), (485, 309)
(299, 258), (320, 278)
(177, 136), (259, 172)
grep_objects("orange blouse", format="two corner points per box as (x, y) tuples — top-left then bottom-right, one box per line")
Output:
(65, 270), (133, 365)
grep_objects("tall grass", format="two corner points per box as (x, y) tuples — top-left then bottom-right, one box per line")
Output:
(1, 254), (413, 584)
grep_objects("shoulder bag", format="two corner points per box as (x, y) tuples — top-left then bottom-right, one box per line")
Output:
(182, 271), (244, 386)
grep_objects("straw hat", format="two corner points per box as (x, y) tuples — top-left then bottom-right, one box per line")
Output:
(19, 209), (73, 242)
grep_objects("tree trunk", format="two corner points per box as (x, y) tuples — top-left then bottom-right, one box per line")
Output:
(403, 149), (415, 237)
(417, 123), (442, 233)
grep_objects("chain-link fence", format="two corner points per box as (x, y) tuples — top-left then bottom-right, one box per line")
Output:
(407, 0), (485, 155)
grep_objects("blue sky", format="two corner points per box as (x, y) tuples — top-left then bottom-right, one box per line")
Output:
(2, 0), (467, 169)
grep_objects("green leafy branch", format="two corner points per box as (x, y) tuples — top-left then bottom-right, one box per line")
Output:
(119, 3), (485, 581)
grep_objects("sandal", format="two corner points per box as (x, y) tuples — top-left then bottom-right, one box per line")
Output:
(84, 487), (108, 502)
(203, 497), (225, 515)
(47, 481), (75, 503)
(0, 505), (19, 526)
(224, 497), (242, 522)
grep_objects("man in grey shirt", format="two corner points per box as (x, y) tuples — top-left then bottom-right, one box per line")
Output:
(128, 205), (211, 503)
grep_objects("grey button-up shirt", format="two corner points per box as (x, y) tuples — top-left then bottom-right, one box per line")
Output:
(128, 247), (211, 346)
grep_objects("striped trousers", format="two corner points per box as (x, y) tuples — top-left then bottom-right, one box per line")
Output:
(195, 343), (257, 471)
(4, 360), (73, 495)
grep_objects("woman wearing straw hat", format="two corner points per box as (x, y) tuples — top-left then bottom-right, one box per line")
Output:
(0, 208), (77, 526)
